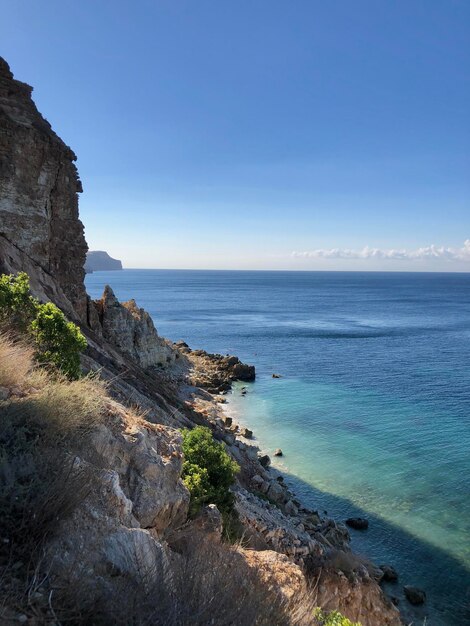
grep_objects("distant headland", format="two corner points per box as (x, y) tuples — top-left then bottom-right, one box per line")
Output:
(85, 250), (123, 273)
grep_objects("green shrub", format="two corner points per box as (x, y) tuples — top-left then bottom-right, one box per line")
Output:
(30, 301), (87, 379)
(182, 426), (239, 516)
(0, 271), (37, 331)
(0, 272), (86, 379)
(314, 608), (362, 626)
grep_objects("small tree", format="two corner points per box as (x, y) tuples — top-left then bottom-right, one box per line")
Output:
(182, 426), (239, 516)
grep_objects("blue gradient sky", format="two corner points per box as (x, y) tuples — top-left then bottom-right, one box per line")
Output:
(1, 1), (469, 270)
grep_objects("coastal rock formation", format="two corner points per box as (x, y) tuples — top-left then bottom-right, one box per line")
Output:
(178, 344), (255, 391)
(93, 285), (176, 369)
(0, 57), (403, 626)
(49, 406), (189, 591)
(85, 250), (123, 272)
(0, 57), (88, 322)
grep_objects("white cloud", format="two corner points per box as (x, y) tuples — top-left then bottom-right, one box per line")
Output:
(292, 240), (470, 262)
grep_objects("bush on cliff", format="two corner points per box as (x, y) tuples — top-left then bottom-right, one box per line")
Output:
(182, 426), (239, 516)
(0, 272), (86, 379)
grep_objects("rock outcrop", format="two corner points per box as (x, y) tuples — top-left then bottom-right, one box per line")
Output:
(0, 57), (88, 322)
(49, 405), (189, 593)
(93, 285), (176, 369)
(85, 250), (123, 272)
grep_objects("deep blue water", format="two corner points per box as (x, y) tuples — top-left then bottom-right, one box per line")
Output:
(86, 270), (470, 625)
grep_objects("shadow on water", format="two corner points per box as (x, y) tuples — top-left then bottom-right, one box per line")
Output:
(277, 470), (470, 626)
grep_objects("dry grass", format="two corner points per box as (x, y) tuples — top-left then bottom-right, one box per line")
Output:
(0, 335), (106, 624)
(0, 333), (35, 390)
(57, 531), (318, 626)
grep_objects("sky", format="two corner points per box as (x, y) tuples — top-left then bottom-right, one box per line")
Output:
(1, 0), (469, 271)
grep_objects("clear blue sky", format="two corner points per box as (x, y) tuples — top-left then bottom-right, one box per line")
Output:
(2, 0), (469, 270)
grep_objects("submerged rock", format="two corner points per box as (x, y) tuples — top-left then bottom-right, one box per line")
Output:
(404, 585), (426, 605)
(345, 517), (369, 530)
(380, 564), (398, 582)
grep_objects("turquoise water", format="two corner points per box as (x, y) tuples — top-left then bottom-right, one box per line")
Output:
(85, 270), (470, 625)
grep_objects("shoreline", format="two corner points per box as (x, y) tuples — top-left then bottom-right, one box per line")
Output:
(179, 346), (404, 625)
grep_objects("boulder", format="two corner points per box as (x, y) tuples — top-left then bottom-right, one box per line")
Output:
(380, 564), (398, 582)
(272, 373), (282, 378)
(240, 427), (253, 439)
(274, 448), (283, 456)
(345, 517), (369, 530)
(404, 585), (426, 605)
(193, 504), (223, 539)
(258, 454), (271, 468)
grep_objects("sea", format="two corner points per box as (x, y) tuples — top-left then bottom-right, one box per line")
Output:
(85, 270), (470, 625)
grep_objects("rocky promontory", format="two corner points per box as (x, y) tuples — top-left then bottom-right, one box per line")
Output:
(85, 250), (123, 273)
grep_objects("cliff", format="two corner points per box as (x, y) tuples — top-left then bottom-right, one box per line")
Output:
(85, 250), (123, 272)
(0, 57), (402, 626)
(0, 58), (88, 322)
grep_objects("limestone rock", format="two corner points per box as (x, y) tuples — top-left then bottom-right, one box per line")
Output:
(94, 285), (176, 369)
(0, 57), (88, 322)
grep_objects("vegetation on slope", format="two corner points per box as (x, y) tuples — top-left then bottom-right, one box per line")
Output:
(0, 272), (86, 378)
(182, 425), (239, 516)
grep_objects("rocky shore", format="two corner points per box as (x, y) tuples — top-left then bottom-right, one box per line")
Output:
(0, 55), (404, 625)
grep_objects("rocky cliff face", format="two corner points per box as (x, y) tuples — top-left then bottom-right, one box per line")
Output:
(94, 285), (177, 369)
(0, 57), (88, 321)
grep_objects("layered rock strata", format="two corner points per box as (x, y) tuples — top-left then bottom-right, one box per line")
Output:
(0, 57), (88, 321)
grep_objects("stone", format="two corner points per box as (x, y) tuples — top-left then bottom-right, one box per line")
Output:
(223, 416), (232, 427)
(258, 454), (271, 468)
(0, 386), (10, 400)
(284, 500), (299, 516)
(345, 517), (369, 530)
(380, 564), (398, 582)
(403, 585), (426, 605)
(267, 480), (285, 504)
(193, 504), (223, 539)
(272, 373), (282, 378)
(240, 427), (253, 439)
(274, 448), (283, 456)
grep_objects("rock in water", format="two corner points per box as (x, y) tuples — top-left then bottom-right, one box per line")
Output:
(345, 517), (369, 530)
(274, 448), (283, 456)
(380, 564), (398, 582)
(258, 454), (271, 468)
(404, 585), (426, 605)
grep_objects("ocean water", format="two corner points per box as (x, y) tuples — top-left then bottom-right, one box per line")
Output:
(85, 270), (470, 625)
